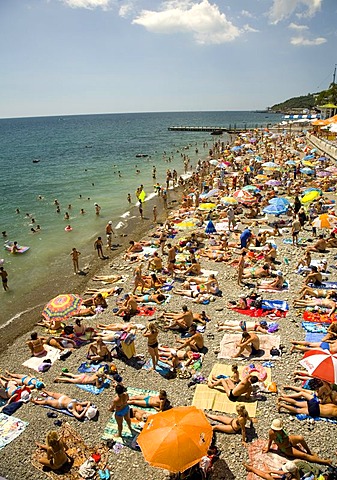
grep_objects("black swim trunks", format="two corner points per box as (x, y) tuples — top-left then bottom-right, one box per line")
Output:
(307, 397), (320, 418)
(228, 389), (239, 402)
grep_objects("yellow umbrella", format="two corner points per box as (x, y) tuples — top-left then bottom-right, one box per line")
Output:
(176, 219), (198, 230)
(220, 196), (238, 205)
(198, 203), (216, 211)
(302, 160), (314, 167)
(301, 191), (320, 204)
(255, 174), (268, 180)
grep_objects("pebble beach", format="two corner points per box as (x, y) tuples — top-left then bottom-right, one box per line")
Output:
(1, 125), (337, 480)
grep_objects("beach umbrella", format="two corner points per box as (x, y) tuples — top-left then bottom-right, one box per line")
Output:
(220, 196), (238, 205)
(137, 406), (212, 473)
(231, 146), (241, 152)
(316, 170), (330, 177)
(263, 204), (287, 215)
(302, 187), (322, 195)
(209, 159), (219, 166)
(285, 160), (296, 166)
(176, 220), (198, 230)
(243, 185), (260, 192)
(311, 148), (317, 153)
(300, 168), (314, 175)
(233, 190), (255, 204)
(326, 166), (337, 174)
(302, 160), (314, 167)
(269, 197), (290, 206)
(318, 156), (328, 162)
(200, 189), (220, 199)
(303, 154), (315, 160)
(205, 220), (217, 234)
(266, 180), (282, 186)
(301, 190), (320, 204)
(42, 294), (82, 322)
(255, 174), (268, 181)
(262, 161), (279, 168)
(312, 214), (337, 229)
(300, 349), (337, 384)
(198, 203), (216, 211)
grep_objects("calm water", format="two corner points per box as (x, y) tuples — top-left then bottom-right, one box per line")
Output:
(0, 111), (282, 325)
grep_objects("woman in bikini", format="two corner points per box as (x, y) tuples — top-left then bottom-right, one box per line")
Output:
(109, 384), (133, 438)
(87, 338), (112, 362)
(206, 404), (253, 446)
(3, 371), (45, 390)
(36, 430), (69, 470)
(143, 322), (159, 370)
(133, 293), (166, 305)
(54, 371), (107, 388)
(128, 389), (172, 412)
(31, 390), (91, 420)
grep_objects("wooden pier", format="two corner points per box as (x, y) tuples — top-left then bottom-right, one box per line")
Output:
(168, 124), (272, 134)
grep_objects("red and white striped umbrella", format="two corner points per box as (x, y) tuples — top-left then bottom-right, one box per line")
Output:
(300, 349), (337, 384)
(233, 189), (256, 204)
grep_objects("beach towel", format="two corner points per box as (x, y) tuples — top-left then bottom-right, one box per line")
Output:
(214, 221), (229, 232)
(303, 310), (336, 324)
(296, 413), (337, 424)
(301, 321), (328, 333)
(32, 422), (109, 480)
(0, 413), (28, 450)
(142, 359), (172, 378)
(76, 379), (111, 395)
(261, 299), (289, 311)
(305, 332), (324, 343)
(309, 281), (337, 289)
(136, 306), (156, 316)
(22, 345), (60, 372)
(102, 386), (158, 443)
(258, 281), (289, 293)
(282, 238), (306, 245)
(192, 384), (257, 417)
(200, 269), (218, 277)
(230, 307), (287, 318)
(247, 439), (288, 480)
(218, 334), (281, 360)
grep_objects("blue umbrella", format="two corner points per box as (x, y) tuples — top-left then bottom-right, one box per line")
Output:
(262, 161), (279, 167)
(303, 154), (314, 160)
(300, 168), (314, 175)
(318, 156), (327, 161)
(285, 160), (296, 166)
(269, 197), (290, 206)
(231, 146), (241, 152)
(200, 189), (220, 199)
(263, 204), (288, 215)
(205, 220), (217, 234)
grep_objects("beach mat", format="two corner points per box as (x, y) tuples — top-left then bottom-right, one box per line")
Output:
(32, 422), (109, 480)
(76, 379), (111, 395)
(231, 307), (286, 318)
(22, 345), (60, 372)
(309, 281), (337, 289)
(301, 321), (328, 333)
(305, 332), (324, 343)
(303, 310), (336, 324)
(296, 413), (337, 424)
(258, 281), (289, 293)
(218, 334), (281, 360)
(102, 386), (157, 443)
(142, 359), (172, 377)
(261, 300), (289, 311)
(0, 413), (28, 450)
(247, 439), (287, 480)
(192, 384), (257, 417)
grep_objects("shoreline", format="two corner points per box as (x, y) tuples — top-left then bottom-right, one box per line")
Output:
(0, 187), (181, 353)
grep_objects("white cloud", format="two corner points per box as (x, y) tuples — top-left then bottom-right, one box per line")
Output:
(243, 24), (259, 33)
(119, 3), (135, 18)
(62, 0), (112, 9)
(290, 35), (327, 45)
(241, 9), (255, 19)
(288, 22), (309, 30)
(268, 0), (322, 24)
(132, 0), (242, 45)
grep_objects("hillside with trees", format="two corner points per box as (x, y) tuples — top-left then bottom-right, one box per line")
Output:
(269, 83), (337, 113)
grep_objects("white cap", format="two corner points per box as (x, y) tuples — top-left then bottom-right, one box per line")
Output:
(86, 406), (98, 419)
(108, 221), (112, 224)
(20, 391), (32, 403)
(282, 461), (297, 473)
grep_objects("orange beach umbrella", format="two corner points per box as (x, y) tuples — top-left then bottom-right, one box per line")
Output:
(42, 293), (82, 322)
(137, 406), (212, 473)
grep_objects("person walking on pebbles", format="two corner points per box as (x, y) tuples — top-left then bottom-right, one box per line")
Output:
(70, 248), (81, 274)
(94, 236), (105, 259)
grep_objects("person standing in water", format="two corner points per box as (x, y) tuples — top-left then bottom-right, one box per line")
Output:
(0, 267), (9, 291)
(70, 248), (81, 275)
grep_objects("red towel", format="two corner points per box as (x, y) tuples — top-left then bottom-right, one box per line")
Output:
(302, 310), (336, 324)
(231, 307), (286, 318)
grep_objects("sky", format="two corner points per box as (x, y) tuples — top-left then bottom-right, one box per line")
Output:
(0, 0), (336, 117)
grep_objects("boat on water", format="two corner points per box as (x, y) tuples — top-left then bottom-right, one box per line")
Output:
(32, 159), (40, 163)
(136, 153), (149, 158)
(210, 130), (223, 136)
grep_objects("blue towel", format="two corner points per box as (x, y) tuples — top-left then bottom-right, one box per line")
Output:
(261, 299), (289, 311)
(76, 380), (110, 395)
(309, 281), (337, 290)
(142, 359), (171, 377)
(305, 332), (324, 343)
(296, 413), (337, 424)
(301, 322), (328, 333)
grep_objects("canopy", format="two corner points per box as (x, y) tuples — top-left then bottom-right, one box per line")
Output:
(312, 214), (337, 229)
(300, 349), (337, 384)
(137, 406), (212, 473)
(42, 294), (82, 322)
(301, 190), (320, 204)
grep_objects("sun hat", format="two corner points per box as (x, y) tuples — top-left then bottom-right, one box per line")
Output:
(282, 461), (297, 473)
(86, 406), (98, 420)
(108, 221), (112, 224)
(270, 418), (283, 430)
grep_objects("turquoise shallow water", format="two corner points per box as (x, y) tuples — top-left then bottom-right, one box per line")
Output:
(0, 111), (282, 324)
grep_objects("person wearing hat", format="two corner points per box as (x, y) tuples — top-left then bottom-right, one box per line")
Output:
(105, 221), (114, 249)
(263, 418), (331, 465)
(243, 460), (299, 479)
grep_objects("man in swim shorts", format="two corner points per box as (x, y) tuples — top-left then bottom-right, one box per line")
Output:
(0, 267), (8, 291)
(208, 373), (258, 402)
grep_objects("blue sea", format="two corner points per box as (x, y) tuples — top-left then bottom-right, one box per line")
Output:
(0, 111), (282, 327)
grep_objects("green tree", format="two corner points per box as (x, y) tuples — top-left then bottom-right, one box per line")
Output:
(316, 84), (337, 106)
